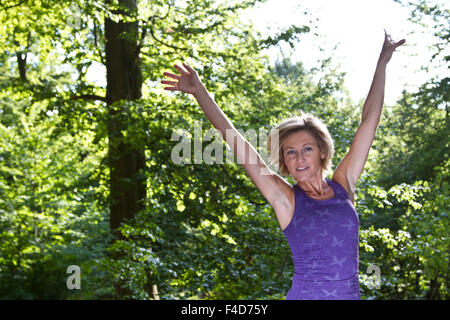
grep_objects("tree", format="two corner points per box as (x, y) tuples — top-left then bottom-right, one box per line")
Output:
(2, 0), (445, 300)
(0, 0), (312, 299)
(355, 0), (449, 299)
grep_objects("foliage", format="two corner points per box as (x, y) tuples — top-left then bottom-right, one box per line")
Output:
(0, 92), (109, 299)
(0, 0), (448, 300)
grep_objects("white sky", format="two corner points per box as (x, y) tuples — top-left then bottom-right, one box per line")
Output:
(240, 0), (448, 105)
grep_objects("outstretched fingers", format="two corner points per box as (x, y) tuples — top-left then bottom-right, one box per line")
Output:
(384, 29), (405, 47)
(162, 62), (197, 92)
(174, 63), (188, 75)
(384, 30), (391, 40)
(162, 68), (182, 91)
(182, 63), (196, 74)
(394, 39), (406, 49)
(161, 80), (177, 86)
(163, 72), (180, 80)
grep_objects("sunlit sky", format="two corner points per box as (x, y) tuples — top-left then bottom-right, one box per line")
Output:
(241, 0), (448, 105)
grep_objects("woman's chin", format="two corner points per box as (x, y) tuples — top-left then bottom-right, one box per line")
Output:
(293, 174), (309, 182)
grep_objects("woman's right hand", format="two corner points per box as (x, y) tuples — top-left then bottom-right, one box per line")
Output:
(162, 63), (203, 95)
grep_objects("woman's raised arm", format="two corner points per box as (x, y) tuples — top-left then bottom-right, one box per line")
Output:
(333, 31), (405, 200)
(162, 63), (294, 229)
(163, 63), (236, 139)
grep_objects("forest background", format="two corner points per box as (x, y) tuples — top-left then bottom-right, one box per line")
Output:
(0, 0), (448, 299)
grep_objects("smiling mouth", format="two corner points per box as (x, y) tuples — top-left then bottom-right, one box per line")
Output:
(296, 167), (309, 171)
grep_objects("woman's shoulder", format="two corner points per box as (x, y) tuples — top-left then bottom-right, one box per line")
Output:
(271, 178), (296, 231)
(330, 174), (355, 204)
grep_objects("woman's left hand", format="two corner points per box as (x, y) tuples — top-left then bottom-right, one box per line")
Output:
(379, 30), (405, 64)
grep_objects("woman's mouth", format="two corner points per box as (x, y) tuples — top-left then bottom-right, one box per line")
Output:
(296, 167), (308, 172)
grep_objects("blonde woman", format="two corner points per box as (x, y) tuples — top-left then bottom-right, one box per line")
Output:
(162, 31), (405, 300)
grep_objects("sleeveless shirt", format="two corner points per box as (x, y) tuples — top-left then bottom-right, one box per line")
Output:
(283, 177), (360, 300)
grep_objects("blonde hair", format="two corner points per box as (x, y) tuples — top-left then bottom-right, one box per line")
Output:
(267, 110), (335, 180)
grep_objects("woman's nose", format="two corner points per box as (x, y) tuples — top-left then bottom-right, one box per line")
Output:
(297, 151), (305, 160)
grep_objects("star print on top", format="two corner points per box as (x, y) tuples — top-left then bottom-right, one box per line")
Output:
(283, 177), (360, 300)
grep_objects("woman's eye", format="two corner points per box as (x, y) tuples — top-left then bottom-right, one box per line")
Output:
(305, 147), (312, 151)
(287, 150), (295, 155)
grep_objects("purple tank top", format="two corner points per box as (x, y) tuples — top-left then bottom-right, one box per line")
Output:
(283, 177), (360, 300)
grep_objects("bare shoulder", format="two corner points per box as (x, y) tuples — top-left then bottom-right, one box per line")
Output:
(332, 167), (355, 204)
(268, 172), (295, 230)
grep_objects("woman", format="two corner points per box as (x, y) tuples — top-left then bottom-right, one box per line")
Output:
(162, 31), (405, 300)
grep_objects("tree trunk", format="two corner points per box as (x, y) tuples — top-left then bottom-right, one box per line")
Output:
(426, 274), (441, 300)
(15, 31), (30, 82)
(104, 0), (146, 298)
(16, 52), (27, 81)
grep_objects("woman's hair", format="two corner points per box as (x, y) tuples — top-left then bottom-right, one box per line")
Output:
(267, 110), (335, 180)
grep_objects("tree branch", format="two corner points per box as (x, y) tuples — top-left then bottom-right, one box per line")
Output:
(1, 0), (27, 11)
(70, 94), (107, 102)
(147, 25), (189, 52)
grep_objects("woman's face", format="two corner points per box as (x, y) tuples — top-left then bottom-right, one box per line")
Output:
(283, 130), (324, 182)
